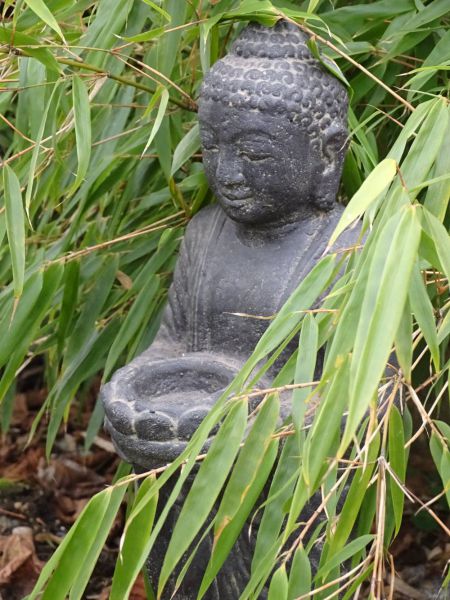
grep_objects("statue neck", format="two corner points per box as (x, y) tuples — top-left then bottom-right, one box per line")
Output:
(230, 206), (329, 245)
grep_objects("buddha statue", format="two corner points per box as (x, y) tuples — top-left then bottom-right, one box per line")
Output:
(101, 20), (359, 599)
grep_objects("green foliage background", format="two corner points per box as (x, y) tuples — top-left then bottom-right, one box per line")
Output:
(0, 0), (449, 598)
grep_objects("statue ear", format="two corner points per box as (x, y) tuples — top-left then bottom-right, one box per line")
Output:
(316, 127), (348, 209)
(322, 128), (348, 174)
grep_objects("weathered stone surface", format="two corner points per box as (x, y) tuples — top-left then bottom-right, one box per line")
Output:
(101, 20), (358, 599)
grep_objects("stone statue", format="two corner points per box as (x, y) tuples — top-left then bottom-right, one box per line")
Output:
(101, 20), (358, 599)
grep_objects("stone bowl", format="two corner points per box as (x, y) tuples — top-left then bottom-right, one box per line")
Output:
(101, 353), (240, 469)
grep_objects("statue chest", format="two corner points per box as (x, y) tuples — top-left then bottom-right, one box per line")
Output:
(185, 212), (327, 357)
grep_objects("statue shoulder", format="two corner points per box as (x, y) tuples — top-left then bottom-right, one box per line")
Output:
(183, 203), (225, 242)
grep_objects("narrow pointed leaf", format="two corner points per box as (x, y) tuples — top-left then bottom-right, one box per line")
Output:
(23, 0), (65, 41)
(328, 159), (396, 248)
(158, 399), (248, 596)
(268, 565), (288, 600)
(110, 476), (158, 600)
(343, 206), (421, 448)
(388, 405), (406, 536)
(72, 76), (92, 193)
(3, 164), (26, 299)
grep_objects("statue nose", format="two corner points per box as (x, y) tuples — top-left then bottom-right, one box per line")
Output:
(216, 153), (245, 187)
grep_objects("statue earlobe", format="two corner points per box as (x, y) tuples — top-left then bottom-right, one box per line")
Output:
(322, 128), (348, 174)
(315, 128), (348, 210)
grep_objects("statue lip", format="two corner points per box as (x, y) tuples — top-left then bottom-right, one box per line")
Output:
(221, 192), (253, 204)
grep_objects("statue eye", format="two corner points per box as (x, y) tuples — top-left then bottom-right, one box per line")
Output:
(202, 139), (219, 152)
(240, 150), (271, 162)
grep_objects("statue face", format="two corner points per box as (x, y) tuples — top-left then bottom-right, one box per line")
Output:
(199, 101), (323, 226)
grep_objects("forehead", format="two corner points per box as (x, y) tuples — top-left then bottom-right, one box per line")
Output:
(198, 100), (302, 142)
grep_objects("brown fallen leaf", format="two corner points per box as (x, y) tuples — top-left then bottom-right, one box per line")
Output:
(0, 526), (43, 586)
(130, 574), (148, 600)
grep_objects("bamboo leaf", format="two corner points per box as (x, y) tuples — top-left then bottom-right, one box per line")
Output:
(343, 206), (421, 449)
(422, 209), (450, 282)
(103, 274), (159, 381)
(315, 535), (374, 581)
(72, 76), (92, 193)
(429, 434), (450, 508)
(25, 82), (59, 220)
(3, 164), (26, 300)
(292, 313), (318, 433)
(328, 432), (380, 558)
(110, 476), (158, 600)
(198, 439), (279, 599)
(69, 480), (129, 600)
(23, 0), (65, 41)
(252, 434), (300, 575)
(394, 300), (413, 382)
(388, 405), (406, 536)
(142, 88), (170, 157)
(171, 124), (200, 175)
(214, 394), (279, 536)
(409, 263), (440, 371)
(288, 545), (311, 599)
(327, 158), (397, 249)
(158, 399), (248, 596)
(33, 489), (114, 599)
(268, 565), (288, 600)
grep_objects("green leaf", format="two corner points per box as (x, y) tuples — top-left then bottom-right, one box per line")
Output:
(158, 399), (248, 596)
(33, 489), (114, 599)
(57, 261), (80, 356)
(429, 434), (450, 508)
(63, 256), (118, 368)
(69, 482), (129, 600)
(71, 76), (92, 193)
(198, 439), (279, 599)
(409, 263), (439, 371)
(288, 545), (311, 600)
(422, 209), (450, 282)
(328, 432), (380, 557)
(0, 28), (61, 72)
(327, 158), (397, 249)
(3, 164), (26, 300)
(394, 300), (413, 382)
(388, 406), (406, 536)
(251, 434), (300, 576)
(315, 535), (374, 581)
(343, 206), (421, 449)
(171, 124), (200, 176)
(23, 0), (65, 41)
(110, 476), (158, 600)
(25, 82), (59, 220)
(122, 26), (165, 43)
(142, 87), (170, 156)
(400, 99), (448, 192)
(214, 394), (279, 536)
(103, 274), (159, 381)
(423, 109), (450, 220)
(142, 0), (171, 21)
(302, 357), (349, 490)
(268, 565), (288, 600)
(292, 313), (318, 433)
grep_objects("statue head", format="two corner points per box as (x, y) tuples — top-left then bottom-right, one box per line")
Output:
(198, 20), (349, 227)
